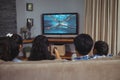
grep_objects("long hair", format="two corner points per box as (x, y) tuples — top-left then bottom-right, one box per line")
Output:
(28, 35), (54, 60)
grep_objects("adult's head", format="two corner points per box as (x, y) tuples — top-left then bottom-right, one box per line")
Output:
(93, 40), (109, 56)
(74, 33), (93, 56)
(0, 37), (19, 61)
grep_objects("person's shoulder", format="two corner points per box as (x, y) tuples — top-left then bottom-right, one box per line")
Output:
(73, 55), (91, 61)
(93, 55), (106, 59)
(12, 58), (22, 62)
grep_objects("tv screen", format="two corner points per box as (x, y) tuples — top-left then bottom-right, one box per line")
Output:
(42, 13), (79, 35)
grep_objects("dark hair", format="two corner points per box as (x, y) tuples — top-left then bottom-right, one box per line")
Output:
(11, 34), (23, 45)
(0, 37), (19, 61)
(28, 35), (55, 60)
(74, 34), (93, 55)
(94, 40), (108, 56)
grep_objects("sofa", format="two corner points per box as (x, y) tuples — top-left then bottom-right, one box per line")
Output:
(0, 56), (120, 80)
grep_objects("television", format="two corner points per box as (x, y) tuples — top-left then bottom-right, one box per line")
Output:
(42, 13), (79, 38)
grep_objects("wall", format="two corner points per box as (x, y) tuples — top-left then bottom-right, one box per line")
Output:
(0, 0), (16, 37)
(16, 0), (85, 38)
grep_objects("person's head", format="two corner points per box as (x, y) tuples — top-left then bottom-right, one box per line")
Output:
(0, 37), (19, 61)
(11, 34), (23, 46)
(93, 40), (109, 56)
(74, 33), (93, 56)
(6, 33), (23, 50)
(32, 35), (49, 47)
(28, 35), (50, 60)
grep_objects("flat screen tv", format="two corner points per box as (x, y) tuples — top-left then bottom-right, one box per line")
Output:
(42, 13), (79, 38)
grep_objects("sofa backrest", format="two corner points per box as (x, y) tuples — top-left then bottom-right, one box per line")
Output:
(0, 57), (120, 80)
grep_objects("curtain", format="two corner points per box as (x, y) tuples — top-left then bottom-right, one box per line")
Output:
(84, 0), (118, 55)
(118, 0), (120, 55)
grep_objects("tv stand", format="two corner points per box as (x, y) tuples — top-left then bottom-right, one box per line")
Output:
(23, 37), (74, 44)
(47, 37), (74, 39)
(48, 37), (74, 44)
(23, 37), (74, 60)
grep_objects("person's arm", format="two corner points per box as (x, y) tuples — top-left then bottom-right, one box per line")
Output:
(53, 47), (61, 59)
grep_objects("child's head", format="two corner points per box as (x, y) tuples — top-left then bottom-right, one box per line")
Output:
(93, 40), (109, 56)
(0, 37), (19, 61)
(11, 34), (23, 45)
(28, 35), (51, 60)
(33, 35), (49, 47)
(74, 34), (93, 56)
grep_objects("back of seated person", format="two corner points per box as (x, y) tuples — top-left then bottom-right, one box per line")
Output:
(0, 37), (20, 62)
(93, 40), (109, 59)
(28, 35), (61, 61)
(7, 33), (24, 59)
(72, 33), (93, 61)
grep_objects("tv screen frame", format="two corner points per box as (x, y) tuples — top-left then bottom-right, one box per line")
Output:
(41, 13), (79, 36)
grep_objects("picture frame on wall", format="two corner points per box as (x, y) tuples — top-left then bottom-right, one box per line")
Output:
(26, 3), (33, 11)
